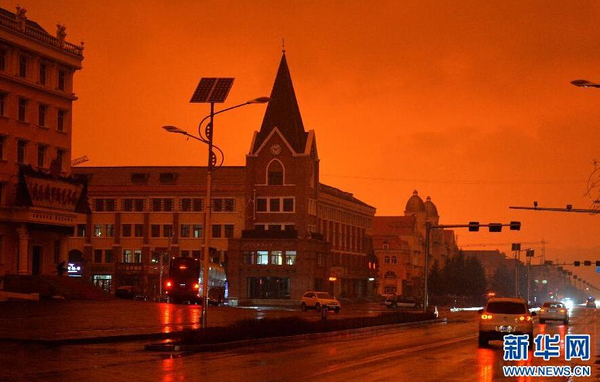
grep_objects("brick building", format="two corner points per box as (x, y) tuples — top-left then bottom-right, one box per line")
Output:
(0, 6), (85, 280)
(69, 53), (376, 303)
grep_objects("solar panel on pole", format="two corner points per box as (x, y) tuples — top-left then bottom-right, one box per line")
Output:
(190, 77), (234, 103)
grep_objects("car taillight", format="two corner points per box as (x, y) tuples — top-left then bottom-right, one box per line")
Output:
(481, 314), (493, 320)
(540, 309), (546, 313)
(519, 315), (532, 321)
(560, 309), (566, 313)
(166, 281), (172, 288)
(193, 283), (200, 289)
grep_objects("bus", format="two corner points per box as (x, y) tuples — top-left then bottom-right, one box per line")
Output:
(164, 257), (226, 305)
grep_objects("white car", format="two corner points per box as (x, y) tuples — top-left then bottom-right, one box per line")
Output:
(539, 302), (568, 324)
(300, 291), (341, 313)
(478, 297), (535, 347)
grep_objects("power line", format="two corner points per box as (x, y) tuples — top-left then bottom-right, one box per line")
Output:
(320, 174), (585, 185)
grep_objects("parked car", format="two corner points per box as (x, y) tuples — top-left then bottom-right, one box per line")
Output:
(300, 291), (341, 313)
(538, 302), (568, 324)
(586, 299), (596, 309)
(478, 297), (535, 347)
(383, 294), (422, 310)
(115, 286), (147, 301)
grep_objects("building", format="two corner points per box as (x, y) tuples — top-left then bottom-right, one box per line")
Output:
(372, 191), (457, 296)
(70, 53), (376, 303)
(0, 6), (85, 281)
(462, 249), (510, 283)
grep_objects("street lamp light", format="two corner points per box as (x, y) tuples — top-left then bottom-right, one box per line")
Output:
(163, 94), (269, 328)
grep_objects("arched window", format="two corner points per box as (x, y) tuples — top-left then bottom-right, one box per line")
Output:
(391, 256), (397, 264)
(384, 271), (397, 279)
(267, 160), (284, 185)
(384, 256), (390, 264)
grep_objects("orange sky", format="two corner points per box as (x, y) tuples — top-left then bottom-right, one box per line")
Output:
(17, 0), (600, 287)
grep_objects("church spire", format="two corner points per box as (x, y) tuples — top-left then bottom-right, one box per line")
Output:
(252, 52), (307, 154)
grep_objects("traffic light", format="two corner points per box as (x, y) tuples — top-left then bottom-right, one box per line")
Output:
(509, 221), (521, 231)
(584, 261), (592, 266)
(468, 222), (479, 232)
(488, 223), (502, 232)
(526, 249), (535, 257)
(512, 243), (521, 251)
(574, 261), (581, 267)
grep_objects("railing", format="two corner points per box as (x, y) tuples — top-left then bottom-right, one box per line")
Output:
(0, 14), (83, 57)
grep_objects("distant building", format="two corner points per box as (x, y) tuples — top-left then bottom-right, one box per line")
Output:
(373, 191), (457, 296)
(69, 53), (376, 302)
(0, 6), (85, 279)
(462, 249), (510, 284)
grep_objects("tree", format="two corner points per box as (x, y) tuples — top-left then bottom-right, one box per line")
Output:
(429, 260), (442, 296)
(490, 263), (513, 297)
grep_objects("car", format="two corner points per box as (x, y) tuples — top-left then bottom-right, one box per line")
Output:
(478, 297), (535, 348)
(383, 294), (422, 310)
(538, 302), (568, 324)
(300, 291), (341, 313)
(115, 286), (147, 301)
(586, 300), (596, 309)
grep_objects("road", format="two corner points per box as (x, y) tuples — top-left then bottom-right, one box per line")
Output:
(0, 307), (597, 381)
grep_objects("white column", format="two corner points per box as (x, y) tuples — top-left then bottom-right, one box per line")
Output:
(17, 225), (29, 275)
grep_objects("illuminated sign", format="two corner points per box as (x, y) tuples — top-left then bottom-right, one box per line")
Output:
(67, 262), (82, 277)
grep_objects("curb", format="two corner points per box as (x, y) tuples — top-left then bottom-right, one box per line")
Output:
(145, 317), (447, 352)
(0, 330), (192, 346)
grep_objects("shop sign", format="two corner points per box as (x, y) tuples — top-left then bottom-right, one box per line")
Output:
(25, 176), (82, 212)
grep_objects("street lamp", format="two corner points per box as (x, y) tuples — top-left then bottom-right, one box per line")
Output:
(571, 79), (600, 88)
(163, 92), (270, 328)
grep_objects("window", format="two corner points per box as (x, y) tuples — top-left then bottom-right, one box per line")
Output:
(151, 225), (160, 238)
(57, 110), (65, 132)
(18, 98), (27, 121)
(94, 249), (103, 263)
(105, 199), (116, 211)
(192, 198), (203, 211)
(391, 256), (397, 264)
(283, 198), (294, 212)
(134, 199), (144, 211)
(152, 198), (161, 211)
(94, 225), (104, 237)
(180, 224), (190, 238)
(17, 140), (26, 164)
(256, 198), (267, 212)
(267, 160), (284, 185)
(0, 136), (4, 160)
(152, 198), (173, 211)
(180, 250), (190, 258)
(192, 250), (201, 259)
(105, 250), (113, 263)
(286, 251), (297, 265)
(159, 173), (177, 183)
(384, 271), (397, 279)
(0, 49), (6, 71)
(180, 198), (191, 211)
(122, 224), (132, 237)
(269, 198), (280, 212)
(19, 55), (27, 78)
(38, 104), (47, 126)
(56, 149), (65, 171)
(122, 199), (133, 211)
(212, 225), (222, 238)
(257, 251), (269, 265)
(224, 224), (234, 238)
(0, 93), (5, 117)
(123, 249), (142, 264)
(94, 199), (104, 212)
(193, 224), (203, 238)
(212, 198), (235, 212)
(254, 224), (266, 231)
(243, 251), (255, 265)
(270, 251), (283, 265)
(39, 63), (46, 85)
(384, 256), (390, 264)
(106, 224), (115, 237)
(163, 225), (172, 238)
(76, 224), (86, 237)
(269, 224), (282, 231)
(134, 224), (144, 237)
(284, 224), (295, 232)
(37, 145), (46, 168)
(58, 69), (65, 91)
(163, 198), (173, 211)
(131, 173), (148, 184)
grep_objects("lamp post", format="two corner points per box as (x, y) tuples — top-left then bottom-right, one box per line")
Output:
(163, 96), (269, 328)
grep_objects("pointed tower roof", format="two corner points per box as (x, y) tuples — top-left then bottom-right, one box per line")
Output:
(252, 53), (308, 154)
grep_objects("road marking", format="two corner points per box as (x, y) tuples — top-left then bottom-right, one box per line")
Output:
(304, 333), (479, 378)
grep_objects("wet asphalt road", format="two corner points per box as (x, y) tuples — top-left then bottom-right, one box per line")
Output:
(0, 307), (597, 381)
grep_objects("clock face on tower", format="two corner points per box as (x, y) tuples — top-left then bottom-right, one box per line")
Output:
(270, 144), (282, 155)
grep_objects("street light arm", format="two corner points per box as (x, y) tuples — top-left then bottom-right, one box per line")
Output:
(196, 98), (271, 138)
